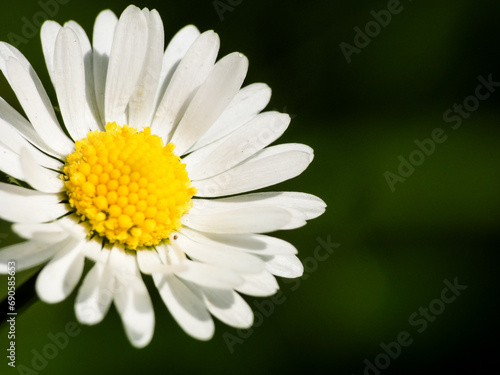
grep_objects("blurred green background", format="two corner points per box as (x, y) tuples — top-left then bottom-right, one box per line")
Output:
(0, 0), (499, 374)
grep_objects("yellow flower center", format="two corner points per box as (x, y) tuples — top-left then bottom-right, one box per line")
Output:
(63, 123), (196, 250)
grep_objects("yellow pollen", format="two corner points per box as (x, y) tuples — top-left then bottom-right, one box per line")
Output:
(63, 122), (197, 250)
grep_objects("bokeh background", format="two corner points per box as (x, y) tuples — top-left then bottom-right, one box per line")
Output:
(1, 0), (499, 374)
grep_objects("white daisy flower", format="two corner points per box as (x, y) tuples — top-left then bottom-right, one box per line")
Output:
(0, 5), (325, 347)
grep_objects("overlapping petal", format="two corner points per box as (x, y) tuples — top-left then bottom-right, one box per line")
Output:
(151, 30), (220, 141)
(0, 183), (66, 223)
(104, 5), (148, 125)
(0, 43), (74, 156)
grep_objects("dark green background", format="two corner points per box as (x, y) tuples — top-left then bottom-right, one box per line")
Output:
(0, 0), (499, 374)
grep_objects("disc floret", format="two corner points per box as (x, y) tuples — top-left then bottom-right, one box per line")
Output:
(64, 123), (196, 249)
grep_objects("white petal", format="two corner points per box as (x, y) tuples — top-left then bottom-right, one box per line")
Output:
(1, 48), (74, 156)
(115, 277), (155, 348)
(104, 5), (148, 124)
(0, 140), (24, 180)
(178, 230), (298, 256)
(194, 143), (313, 197)
(64, 21), (91, 50)
(182, 205), (295, 234)
(64, 21), (92, 57)
(43, 20), (100, 133)
(80, 238), (107, 263)
(41, 20), (62, 86)
(158, 243), (186, 266)
(12, 222), (69, 244)
(263, 254), (304, 278)
(172, 259), (243, 289)
(0, 241), (59, 273)
(0, 97), (58, 158)
(136, 248), (162, 273)
(109, 246), (155, 348)
(189, 83), (272, 152)
(173, 231), (264, 273)
(93, 9), (118, 125)
(0, 183), (67, 223)
(154, 274), (214, 340)
(20, 148), (64, 193)
(0, 127), (61, 172)
(0, 119), (62, 181)
(75, 261), (114, 324)
(0, 42), (29, 72)
(235, 270), (279, 297)
(202, 288), (253, 328)
(252, 192), (327, 220)
(170, 52), (248, 155)
(128, 9), (164, 128)
(64, 21), (101, 132)
(151, 30), (220, 140)
(135, 248), (185, 275)
(35, 238), (85, 303)
(53, 27), (89, 141)
(193, 191), (326, 220)
(185, 111), (289, 179)
(153, 25), (200, 115)
(51, 215), (89, 240)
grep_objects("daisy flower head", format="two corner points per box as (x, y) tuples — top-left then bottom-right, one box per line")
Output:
(0, 5), (326, 347)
